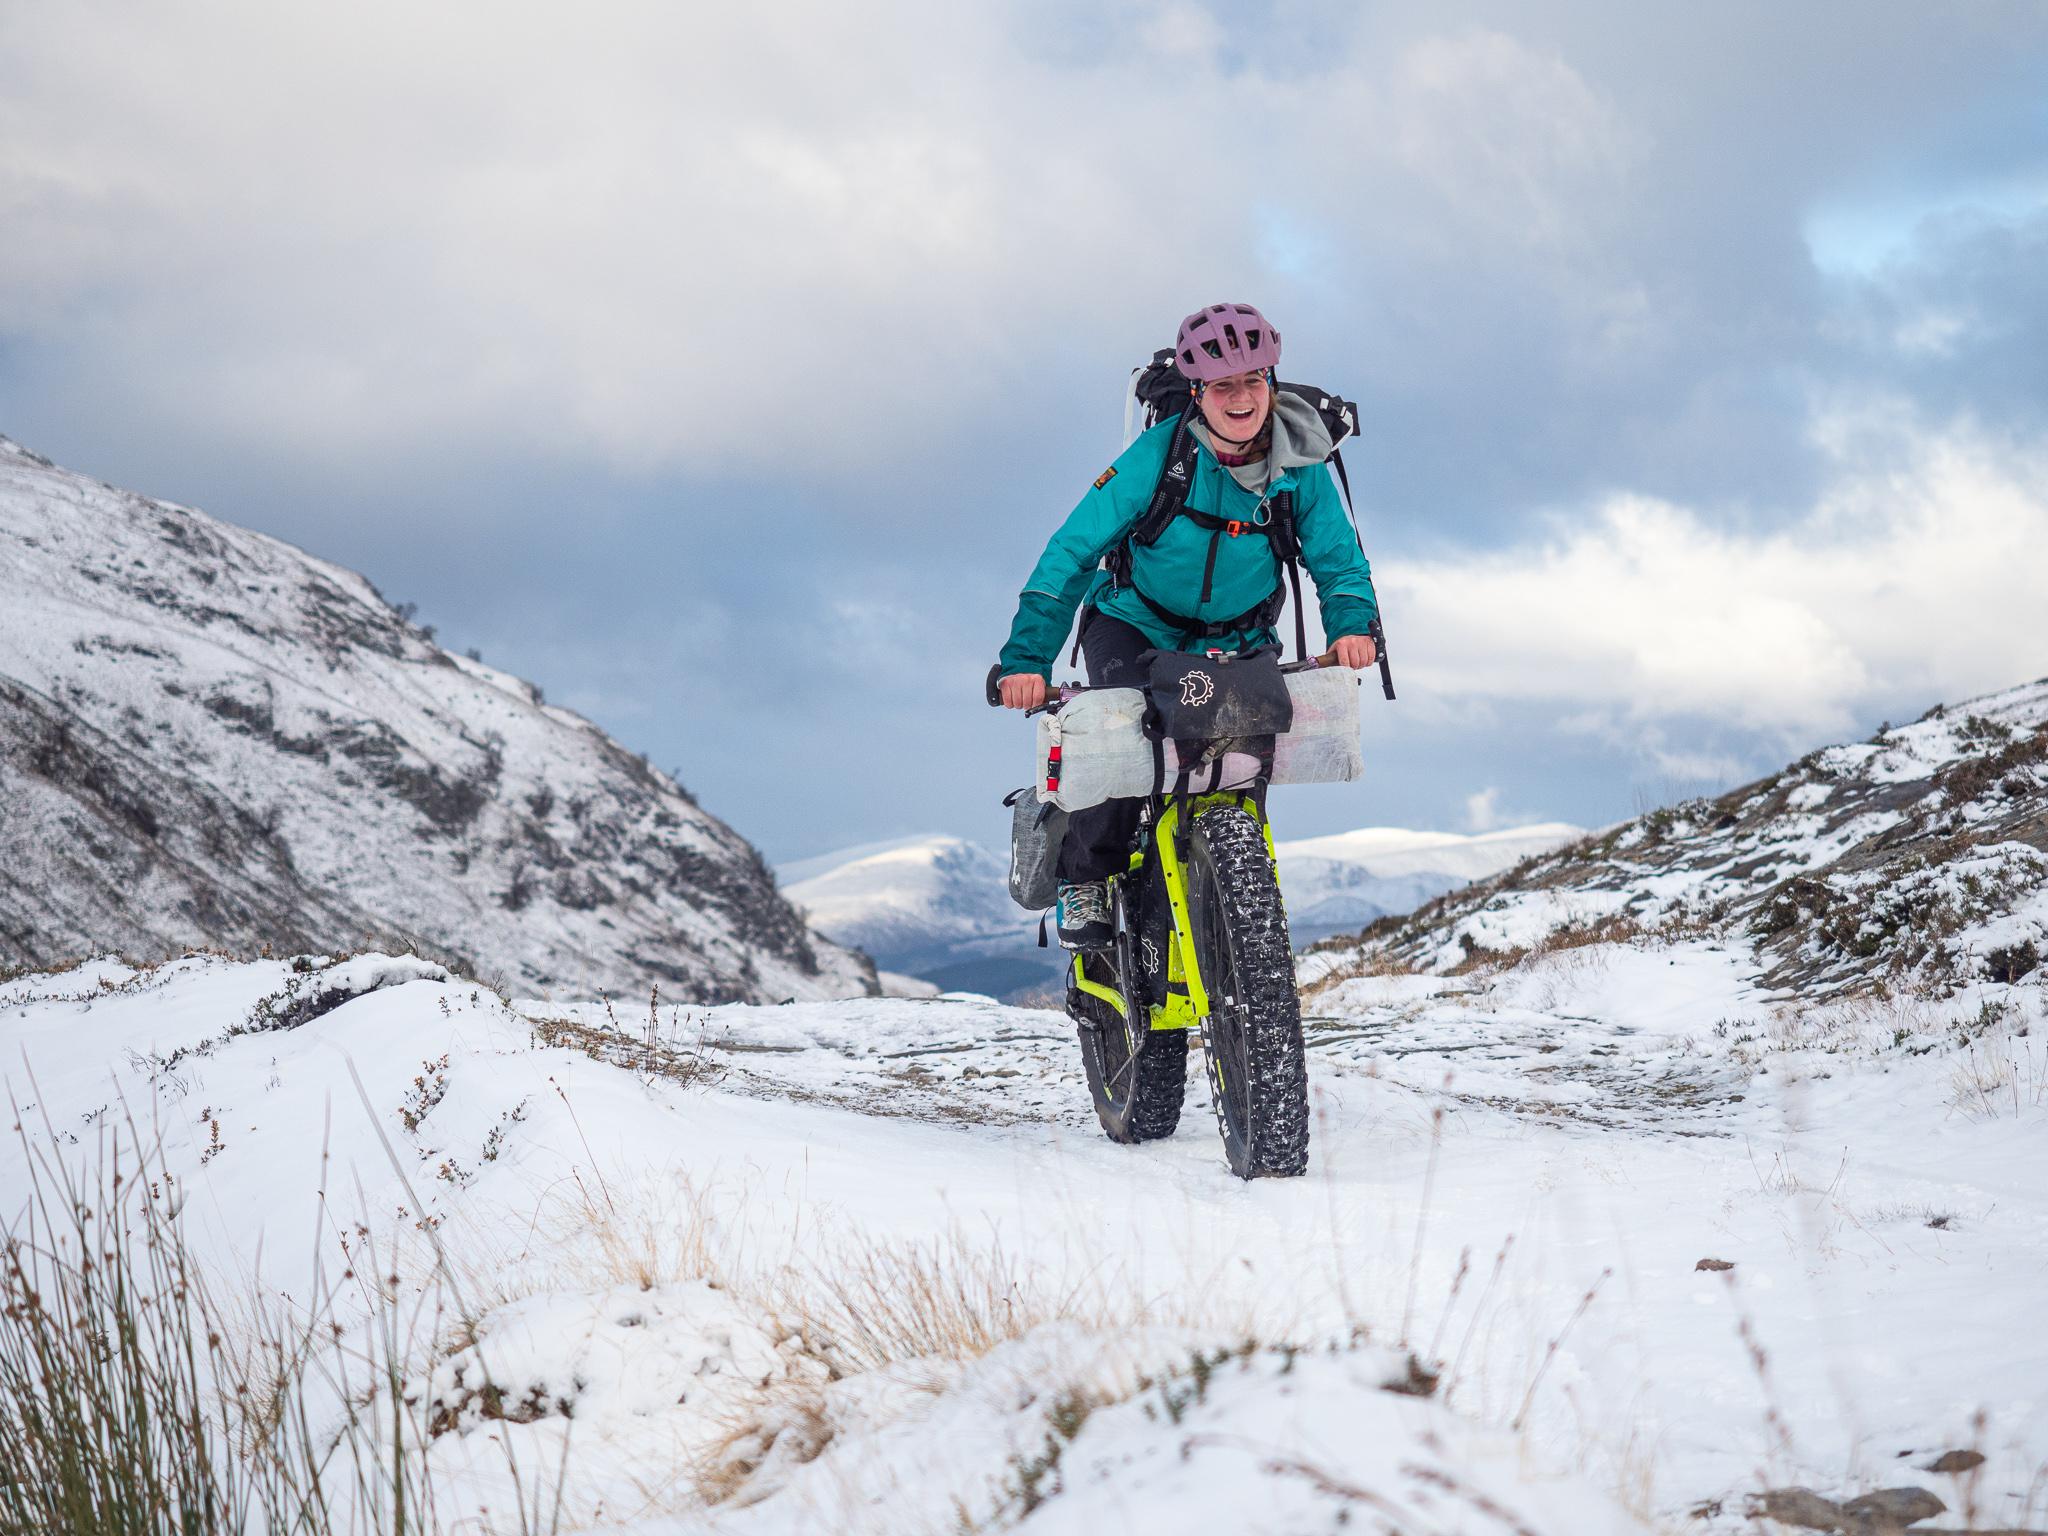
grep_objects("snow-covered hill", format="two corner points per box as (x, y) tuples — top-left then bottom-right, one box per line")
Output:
(1316, 676), (2048, 997)
(4, 940), (2039, 1532)
(781, 822), (1582, 997)
(0, 434), (873, 1003)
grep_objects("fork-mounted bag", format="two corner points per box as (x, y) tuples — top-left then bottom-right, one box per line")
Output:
(1003, 786), (1067, 910)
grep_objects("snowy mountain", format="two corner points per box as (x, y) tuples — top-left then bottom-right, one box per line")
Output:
(779, 833), (1024, 962)
(1272, 821), (1583, 942)
(0, 434), (874, 1003)
(780, 821), (1581, 998)
(1309, 675), (2048, 997)
(779, 833), (1051, 997)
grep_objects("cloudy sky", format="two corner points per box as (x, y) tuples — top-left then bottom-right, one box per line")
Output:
(4, 0), (2045, 861)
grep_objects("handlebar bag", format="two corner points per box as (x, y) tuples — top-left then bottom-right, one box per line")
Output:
(1035, 668), (1360, 811)
(1143, 647), (1294, 743)
(1003, 785), (1067, 910)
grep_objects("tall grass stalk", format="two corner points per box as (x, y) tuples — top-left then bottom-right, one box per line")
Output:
(0, 1104), (446, 1534)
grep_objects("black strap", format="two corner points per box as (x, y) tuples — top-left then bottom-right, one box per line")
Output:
(1129, 583), (1284, 650)
(1285, 554), (1306, 663)
(1131, 412), (1201, 548)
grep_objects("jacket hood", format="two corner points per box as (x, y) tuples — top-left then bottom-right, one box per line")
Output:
(1189, 391), (1334, 493)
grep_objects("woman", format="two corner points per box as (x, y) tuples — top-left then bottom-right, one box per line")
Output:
(995, 301), (1380, 949)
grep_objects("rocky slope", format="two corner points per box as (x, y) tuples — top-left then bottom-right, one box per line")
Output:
(0, 435), (875, 1003)
(1318, 676), (2048, 998)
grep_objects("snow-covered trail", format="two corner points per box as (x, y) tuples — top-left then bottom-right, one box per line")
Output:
(3, 948), (2043, 1532)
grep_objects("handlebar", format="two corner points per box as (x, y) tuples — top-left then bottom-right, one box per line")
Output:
(988, 620), (1394, 709)
(987, 649), (1347, 714)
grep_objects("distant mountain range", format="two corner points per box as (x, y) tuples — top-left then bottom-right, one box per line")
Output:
(778, 821), (1582, 1000)
(0, 435), (874, 1003)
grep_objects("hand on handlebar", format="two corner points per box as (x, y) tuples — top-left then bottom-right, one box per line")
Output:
(998, 673), (1049, 710)
(1330, 634), (1378, 670)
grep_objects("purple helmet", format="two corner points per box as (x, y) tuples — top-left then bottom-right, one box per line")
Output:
(1174, 302), (1282, 382)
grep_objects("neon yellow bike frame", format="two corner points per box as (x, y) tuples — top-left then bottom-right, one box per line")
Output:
(1069, 790), (1280, 1032)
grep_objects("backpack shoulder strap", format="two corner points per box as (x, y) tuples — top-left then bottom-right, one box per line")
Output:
(1271, 489), (1307, 662)
(1130, 410), (1199, 549)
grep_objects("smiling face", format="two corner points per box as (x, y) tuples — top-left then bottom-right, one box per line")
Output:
(1196, 368), (1272, 444)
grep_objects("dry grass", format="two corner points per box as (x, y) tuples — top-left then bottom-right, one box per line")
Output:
(763, 1227), (1083, 1379)
(0, 1104), (532, 1535)
(693, 1382), (839, 1509)
(1949, 1030), (2048, 1120)
(1298, 945), (1422, 1003)
(527, 1003), (726, 1090)
(453, 1157), (729, 1310)
(690, 1225), (1106, 1509)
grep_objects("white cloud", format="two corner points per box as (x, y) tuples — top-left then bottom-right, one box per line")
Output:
(1463, 786), (1503, 831)
(1385, 402), (2048, 736)
(0, 4), (1640, 477)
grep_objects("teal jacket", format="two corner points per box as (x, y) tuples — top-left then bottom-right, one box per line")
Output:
(998, 417), (1380, 681)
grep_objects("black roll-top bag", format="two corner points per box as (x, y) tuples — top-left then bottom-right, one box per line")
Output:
(1142, 647), (1294, 743)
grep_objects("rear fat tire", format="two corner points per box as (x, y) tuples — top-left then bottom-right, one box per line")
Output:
(1187, 806), (1309, 1178)
(1072, 953), (1190, 1144)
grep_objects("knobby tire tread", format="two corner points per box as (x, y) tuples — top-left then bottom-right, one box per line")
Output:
(1073, 963), (1189, 1144)
(1191, 806), (1309, 1178)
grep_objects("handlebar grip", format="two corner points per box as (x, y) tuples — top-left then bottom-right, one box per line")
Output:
(985, 663), (1003, 708)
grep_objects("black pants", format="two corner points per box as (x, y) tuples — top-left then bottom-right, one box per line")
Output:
(1056, 611), (1154, 885)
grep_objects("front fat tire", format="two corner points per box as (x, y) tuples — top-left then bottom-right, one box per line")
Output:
(1072, 957), (1190, 1144)
(1188, 806), (1310, 1179)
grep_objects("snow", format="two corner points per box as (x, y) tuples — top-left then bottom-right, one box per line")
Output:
(6, 943), (2045, 1533)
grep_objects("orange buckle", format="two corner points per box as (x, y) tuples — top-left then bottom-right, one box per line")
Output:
(1225, 519), (1247, 537)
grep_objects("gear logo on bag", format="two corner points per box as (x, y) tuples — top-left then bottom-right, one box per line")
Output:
(1180, 670), (1214, 708)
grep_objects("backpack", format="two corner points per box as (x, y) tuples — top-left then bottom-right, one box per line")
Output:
(1097, 349), (1364, 664)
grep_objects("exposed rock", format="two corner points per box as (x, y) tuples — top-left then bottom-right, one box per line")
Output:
(1920, 1450), (1986, 1474)
(1751, 1487), (1850, 1530)
(1842, 1488), (1947, 1528)
(1750, 1486), (1948, 1534)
